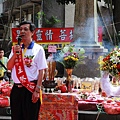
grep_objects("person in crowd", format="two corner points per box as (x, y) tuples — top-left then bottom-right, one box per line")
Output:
(7, 21), (48, 120)
(101, 71), (120, 97)
(0, 48), (8, 80)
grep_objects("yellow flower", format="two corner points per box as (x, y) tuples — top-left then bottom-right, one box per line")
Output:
(64, 57), (68, 61)
(57, 44), (85, 69)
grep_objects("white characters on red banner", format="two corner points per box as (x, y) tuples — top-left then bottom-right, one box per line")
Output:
(59, 29), (67, 40)
(45, 30), (53, 40)
(36, 29), (43, 41)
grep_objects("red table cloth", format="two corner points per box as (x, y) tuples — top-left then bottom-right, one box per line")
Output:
(38, 93), (78, 120)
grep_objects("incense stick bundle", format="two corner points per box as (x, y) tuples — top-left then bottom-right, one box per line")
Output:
(48, 62), (50, 80)
(50, 62), (52, 80)
(51, 61), (56, 80)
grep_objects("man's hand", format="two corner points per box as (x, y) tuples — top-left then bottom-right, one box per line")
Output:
(32, 91), (40, 103)
(13, 45), (21, 55)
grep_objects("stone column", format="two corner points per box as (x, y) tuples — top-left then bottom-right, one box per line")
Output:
(73, 0), (98, 46)
(72, 0), (107, 78)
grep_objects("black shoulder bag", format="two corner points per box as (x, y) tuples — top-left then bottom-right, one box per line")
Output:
(0, 61), (10, 81)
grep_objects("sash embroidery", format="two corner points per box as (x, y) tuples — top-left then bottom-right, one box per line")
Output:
(15, 49), (36, 93)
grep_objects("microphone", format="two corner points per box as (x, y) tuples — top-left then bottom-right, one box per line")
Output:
(16, 35), (22, 54)
(18, 35), (22, 45)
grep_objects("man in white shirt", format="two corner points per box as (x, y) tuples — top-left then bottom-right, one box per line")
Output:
(7, 21), (48, 120)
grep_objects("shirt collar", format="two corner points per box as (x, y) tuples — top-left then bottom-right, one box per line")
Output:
(22, 41), (34, 49)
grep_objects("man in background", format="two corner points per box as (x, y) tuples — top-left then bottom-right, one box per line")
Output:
(0, 48), (8, 80)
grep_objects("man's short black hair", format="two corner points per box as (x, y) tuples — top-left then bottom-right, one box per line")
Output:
(0, 48), (4, 51)
(19, 21), (36, 32)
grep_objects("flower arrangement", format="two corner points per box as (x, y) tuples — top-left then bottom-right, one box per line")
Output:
(56, 44), (85, 69)
(99, 47), (120, 78)
(24, 55), (34, 67)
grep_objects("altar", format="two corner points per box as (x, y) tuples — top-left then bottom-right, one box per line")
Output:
(1, 79), (120, 120)
(1, 92), (120, 120)
(37, 92), (120, 120)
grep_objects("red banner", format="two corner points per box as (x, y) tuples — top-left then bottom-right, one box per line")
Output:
(12, 27), (102, 47)
(12, 28), (74, 44)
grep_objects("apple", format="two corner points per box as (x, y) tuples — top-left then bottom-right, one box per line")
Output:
(107, 99), (112, 103)
(59, 85), (67, 93)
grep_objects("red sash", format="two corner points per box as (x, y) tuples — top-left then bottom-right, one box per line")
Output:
(14, 49), (36, 93)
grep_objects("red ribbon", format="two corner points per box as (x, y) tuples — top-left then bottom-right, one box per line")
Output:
(15, 50), (36, 93)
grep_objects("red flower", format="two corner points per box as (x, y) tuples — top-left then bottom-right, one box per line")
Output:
(103, 55), (110, 62)
(117, 64), (120, 69)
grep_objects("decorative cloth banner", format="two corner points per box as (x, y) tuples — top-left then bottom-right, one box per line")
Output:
(39, 93), (78, 120)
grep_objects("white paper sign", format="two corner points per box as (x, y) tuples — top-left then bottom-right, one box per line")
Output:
(48, 45), (57, 53)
